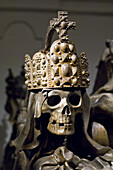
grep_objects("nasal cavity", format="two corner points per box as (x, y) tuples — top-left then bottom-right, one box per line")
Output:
(62, 105), (70, 115)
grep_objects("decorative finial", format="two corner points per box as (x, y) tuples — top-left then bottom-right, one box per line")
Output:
(50, 11), (76, 42)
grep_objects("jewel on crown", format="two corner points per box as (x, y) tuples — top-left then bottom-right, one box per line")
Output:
(25, 11), (90, 90)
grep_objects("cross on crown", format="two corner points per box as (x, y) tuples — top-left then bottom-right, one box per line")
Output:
(24, 11), (90, 90)
(50, 11), (76, 42)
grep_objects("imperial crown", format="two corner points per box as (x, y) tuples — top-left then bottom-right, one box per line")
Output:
(25, 11), (90, 90)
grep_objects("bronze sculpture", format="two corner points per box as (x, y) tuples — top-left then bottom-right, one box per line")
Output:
(89, 39), (113, 149)
(92, 39), (113, 93)
(11, 11), (113, 169)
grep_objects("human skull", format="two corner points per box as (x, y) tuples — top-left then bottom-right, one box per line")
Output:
(41, 89), (83, 135)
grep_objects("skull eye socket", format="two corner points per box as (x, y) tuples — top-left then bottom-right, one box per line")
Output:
(68, 93), (81, 107)
(47, 95), (61, 106)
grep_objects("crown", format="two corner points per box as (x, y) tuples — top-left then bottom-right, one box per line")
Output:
(25, 11), (90, 90)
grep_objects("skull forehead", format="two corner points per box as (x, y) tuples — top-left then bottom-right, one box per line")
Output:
(47, 89), (82, 97)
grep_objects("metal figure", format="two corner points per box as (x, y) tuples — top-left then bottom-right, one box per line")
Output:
(12, 12), (113, 170)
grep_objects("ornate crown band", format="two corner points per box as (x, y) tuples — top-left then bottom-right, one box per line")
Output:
(25, 11), (90, 90)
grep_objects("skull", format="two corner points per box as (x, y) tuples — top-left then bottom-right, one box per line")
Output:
(41, 89), (82, 135)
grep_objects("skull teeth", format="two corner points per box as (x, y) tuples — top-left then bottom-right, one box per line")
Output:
(48, 112), (74, 135)
(47, 122), (75, 135)
(50, 117), (72, 124)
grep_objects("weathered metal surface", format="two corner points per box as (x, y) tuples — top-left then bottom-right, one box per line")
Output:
(24, 11), (90, 90)
(10, 12), (113, 170)
(92, 39), (113, 93)
(90, 78), (113, 148)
